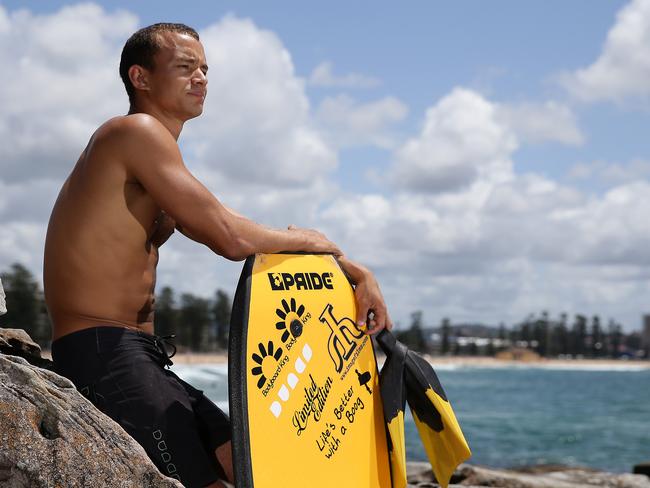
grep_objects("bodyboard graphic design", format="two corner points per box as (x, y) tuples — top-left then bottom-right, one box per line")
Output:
(229, 253), (392, 487)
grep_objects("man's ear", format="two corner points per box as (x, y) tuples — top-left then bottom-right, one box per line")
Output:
(128, 65), (151, 92)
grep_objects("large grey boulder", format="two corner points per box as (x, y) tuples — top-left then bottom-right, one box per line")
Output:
(0, 278), (6, 315)
(0, 353), (182, 487)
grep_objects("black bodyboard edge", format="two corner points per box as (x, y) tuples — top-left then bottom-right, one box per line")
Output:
(228, 255), (256, 488)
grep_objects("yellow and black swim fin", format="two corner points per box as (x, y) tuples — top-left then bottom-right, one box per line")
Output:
(377, 330), (471, 488)
(377, 331), (408, 488)
(403, 343), (471, 487)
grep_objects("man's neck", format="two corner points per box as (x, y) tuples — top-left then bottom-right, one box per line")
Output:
(128, 104), (184, 140)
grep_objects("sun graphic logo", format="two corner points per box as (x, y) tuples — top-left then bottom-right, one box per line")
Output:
(275, 298), (306, 343)
(251, 341), (284, 390)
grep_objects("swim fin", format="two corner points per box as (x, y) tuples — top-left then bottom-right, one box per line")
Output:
(377, 330), (471, 488)
(377, 331), (408, 488)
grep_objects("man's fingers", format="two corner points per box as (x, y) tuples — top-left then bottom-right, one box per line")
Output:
(386, 315), (394, 331)
(365, 307), (390, 334)
(356, 304), (370, 329)
(363, 310), (379, 334)
(383, 310), (393, 331)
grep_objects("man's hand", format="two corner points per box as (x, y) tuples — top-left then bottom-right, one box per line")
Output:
(336, 256), (392, 335)
(287, 225), (342, 256)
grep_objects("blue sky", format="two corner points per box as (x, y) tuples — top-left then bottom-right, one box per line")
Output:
(1, 0), (649, 330)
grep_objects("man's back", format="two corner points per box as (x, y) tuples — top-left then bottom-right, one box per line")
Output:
(44, 116), (169, 340)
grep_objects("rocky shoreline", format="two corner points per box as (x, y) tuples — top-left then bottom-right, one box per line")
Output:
(0, 329), (182, 487)
(1, 328), (649, 487)
(406, 462), (650, 487)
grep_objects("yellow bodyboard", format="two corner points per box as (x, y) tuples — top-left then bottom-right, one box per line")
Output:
(229, 253), (392, 487)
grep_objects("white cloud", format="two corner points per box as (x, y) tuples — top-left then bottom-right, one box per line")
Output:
(0, 3), (136, 284)
(0, 222), (47, 276)
(562, 181), (650, 266)
(319, 175), (650, 327)
(182, 16), (336, 190)
(0, 179), (60, 223)
(315, 94), (408, 149)
(496, 101), (584, 146)
(1, 4), (649, 331)
(315, 86), (650, 328)
(568, 159), (650, 186)
(0, 3), (136, 183)
(560, 0), (650, 104)
(308, 61), (380, 89)
(392, 88), (517, 193)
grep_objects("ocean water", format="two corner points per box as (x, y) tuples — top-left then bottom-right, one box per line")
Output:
(171, 362), (650, 473)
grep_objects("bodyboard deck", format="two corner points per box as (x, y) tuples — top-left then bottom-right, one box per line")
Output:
(229, 253), (392, 487)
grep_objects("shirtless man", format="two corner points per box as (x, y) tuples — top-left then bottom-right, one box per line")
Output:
(44, 23), (391, 488)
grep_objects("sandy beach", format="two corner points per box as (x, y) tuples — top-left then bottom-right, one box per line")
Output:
(169, 351), (650, 369)
(39, 348), (650, 369)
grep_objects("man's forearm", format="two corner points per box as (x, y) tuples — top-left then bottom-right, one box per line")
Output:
(336, 255), (369, 284)
(179, 206), (339, 260)
(227, 217), (304, 258)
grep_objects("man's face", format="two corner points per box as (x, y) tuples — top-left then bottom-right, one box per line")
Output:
(146, 31), (208, 121)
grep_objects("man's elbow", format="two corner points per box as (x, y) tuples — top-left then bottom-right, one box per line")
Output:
(212, 236), (254, 261)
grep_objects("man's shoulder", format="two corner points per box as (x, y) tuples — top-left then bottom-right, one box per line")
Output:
(89, 114), (177, 167)
(95, 114), (170, 143)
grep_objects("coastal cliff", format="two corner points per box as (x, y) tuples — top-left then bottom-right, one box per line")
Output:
(0, 328), (648, 488)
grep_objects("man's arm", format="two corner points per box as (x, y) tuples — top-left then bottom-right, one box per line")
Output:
(114, 114), (390, 332)
(117, 115), (340, 260)
(177, 204), (392, 333)
(337, 255), (393, 334)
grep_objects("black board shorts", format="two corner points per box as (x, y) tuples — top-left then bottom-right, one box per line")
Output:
(52, 326), (231, 487)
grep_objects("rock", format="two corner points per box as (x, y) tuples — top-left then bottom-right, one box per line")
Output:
(0, 328), (53, 369)
(0, 278), (6, 315)
(407, 461), (438, 483)
(405, 462), (481, 487)
(635, 461), (650, 478)
(0, 353), (182, 487)
(457, 464), (650, 488)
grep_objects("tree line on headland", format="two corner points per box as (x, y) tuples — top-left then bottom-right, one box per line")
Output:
(1, 262), (648, 359)
(397, 311), (649, 360)
(0, 263), (230, 352)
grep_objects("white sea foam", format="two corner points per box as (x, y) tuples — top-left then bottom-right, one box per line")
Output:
(376, 355), (649, 372)
(171, 364), (228, 381)
(426, 361), (650, 372)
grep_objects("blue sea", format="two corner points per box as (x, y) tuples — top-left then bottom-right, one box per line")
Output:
(171, 361), (650, 473)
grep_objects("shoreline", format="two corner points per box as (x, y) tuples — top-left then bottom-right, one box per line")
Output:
(167, 351), (650, 369)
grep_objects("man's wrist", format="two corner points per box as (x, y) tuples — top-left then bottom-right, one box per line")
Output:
(337, 255), (368, 284)
(285, 228), (308, 251)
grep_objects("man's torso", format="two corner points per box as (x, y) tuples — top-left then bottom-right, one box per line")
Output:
(44, 116), (175, 340)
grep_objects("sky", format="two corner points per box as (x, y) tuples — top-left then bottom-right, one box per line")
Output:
(1, 0), (650, 331)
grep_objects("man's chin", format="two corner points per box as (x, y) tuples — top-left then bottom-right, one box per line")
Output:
(185, 106), (204, 120)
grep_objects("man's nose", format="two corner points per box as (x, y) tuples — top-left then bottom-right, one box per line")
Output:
(193, 69), (207, 85)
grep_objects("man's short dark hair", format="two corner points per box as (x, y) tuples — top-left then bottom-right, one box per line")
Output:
(119, 23), (200, 106)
